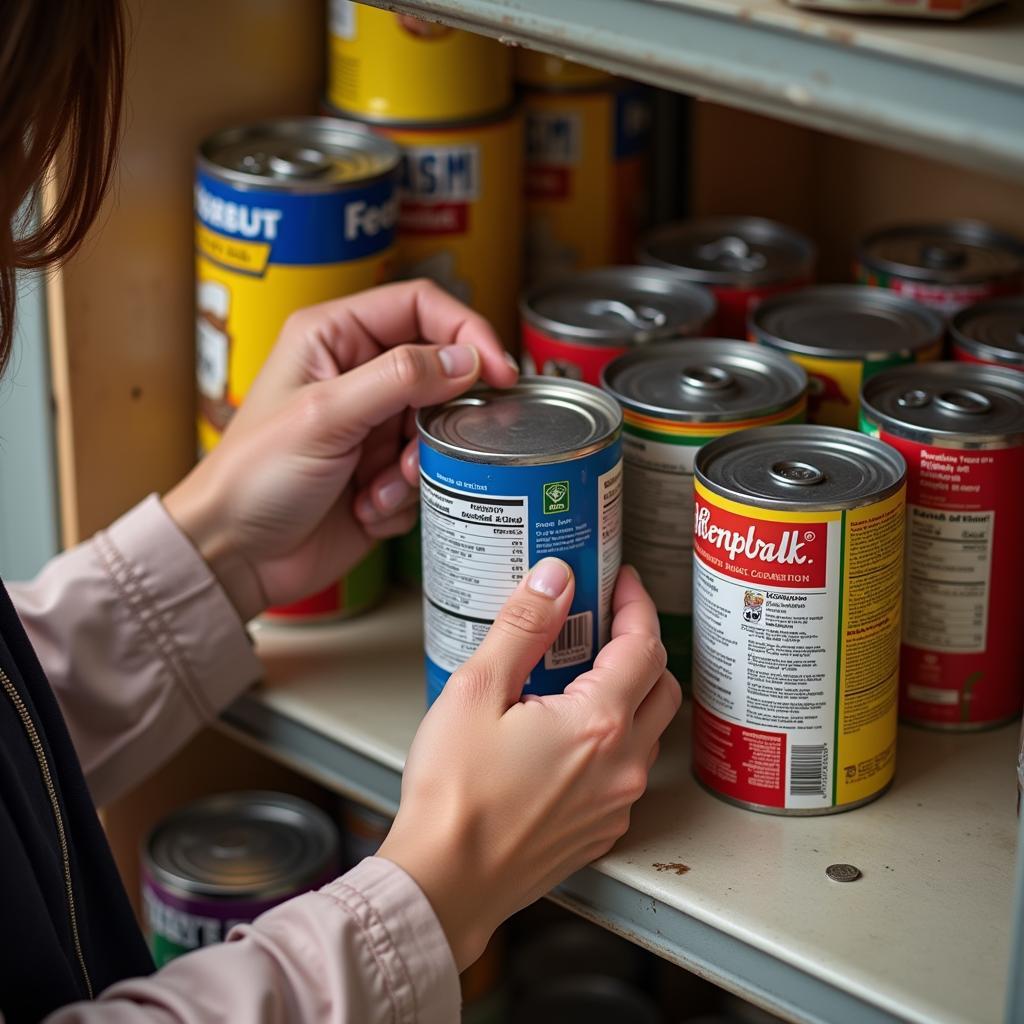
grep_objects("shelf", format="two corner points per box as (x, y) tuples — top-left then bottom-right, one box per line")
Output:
(221, 591), (1020, 1024)
(354, 0), (1024, 181)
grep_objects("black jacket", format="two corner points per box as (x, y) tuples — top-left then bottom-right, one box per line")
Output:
(0, 582), (154, 1021)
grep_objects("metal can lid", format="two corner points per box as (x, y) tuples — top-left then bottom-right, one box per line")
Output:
(696, 425), (905, 511)
(858, 221), (1024, 284)
(861, 362), (1024, 445)
(601, 339), (807, 424)
(198, 117), (400, 192)
(950, 298), (1024, 367)
(751, 285), (943, 359)
(418, 377), (622, 465)
(145, 791), (339, 901)
(520, 266), (716, 346)
(637, 216), (816, 287)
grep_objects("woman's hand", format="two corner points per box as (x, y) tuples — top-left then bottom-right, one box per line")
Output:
(164, 280), (517, 621)
(378, 562), (681, 970)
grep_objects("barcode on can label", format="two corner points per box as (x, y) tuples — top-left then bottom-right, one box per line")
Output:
(546, 611), (593, 669)
(789, 744), (828, 798)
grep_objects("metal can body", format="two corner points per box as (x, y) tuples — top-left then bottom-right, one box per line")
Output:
(856, 221), (1024, 316)
(860, 362), (1024, 729)
(602, 340), (807, 684)
(327, 0), (511, 123)
(951, 298), (1024, 370)
(514, 50), (614, 90)
(522, 83), (652, 282)
(418, 379), (623, 704)
(750, 285), (944, 429)
(142, 792), (339, 966)
(692, 426), (906, 815)
(637, 216), (816, 339)
(521, 266), (716, 385)
(369, 107), (524, 344)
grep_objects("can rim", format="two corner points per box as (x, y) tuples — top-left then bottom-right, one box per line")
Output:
(322, 97), (521, 131)
(600, 338), (808, 423)
(949, 299), (1024, 368)
(197, 116), (401, 193)
(694, 424), (907, 511)
(418, 377), (622, 465)
(749, 285), (944, 359)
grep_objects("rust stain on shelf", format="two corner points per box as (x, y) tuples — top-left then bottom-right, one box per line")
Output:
(653, 861), (691, 875)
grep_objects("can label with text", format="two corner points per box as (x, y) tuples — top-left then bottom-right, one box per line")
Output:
(692, 426), (906, 814)
(418, 380), (622, 704)
(860, 362), (1024, 728)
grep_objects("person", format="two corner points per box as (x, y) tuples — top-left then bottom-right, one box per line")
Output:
(0, 4), (681, 1022)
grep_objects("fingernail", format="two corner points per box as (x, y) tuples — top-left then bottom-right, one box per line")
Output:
(378, 478), (409, 512)
(503, 351), (520, 373)
(439, 345), (478, 378)
(527, 558), (570, 598)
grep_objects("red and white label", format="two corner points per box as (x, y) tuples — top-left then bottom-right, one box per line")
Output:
(885, 275), (1022, 316)
(520, 322), (628, 387)
(952, 344), (1024, 372)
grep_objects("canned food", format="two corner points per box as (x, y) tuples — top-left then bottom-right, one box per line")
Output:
(195, 117), (399, 452)
(785, 0), (1001, 19)
(338, 798), (392, 868)
(142, 791), (339, 966)
(514, 50), (614, 90)
(418, 379), (623, 703)
(693, 425), (906, 814)
(860, 362), (1024, 729)
(362, 105), (524, 344)
(750, 285), (944, 429)
(602, 340), (808, 684)
(521, 266), (716, 385)
(522, 82), (652, 282)
(951, 298), (1024, 370)
(637, 216), (815, 339)
(856, 221), (1024, 316)
(327, 0), (512, 123)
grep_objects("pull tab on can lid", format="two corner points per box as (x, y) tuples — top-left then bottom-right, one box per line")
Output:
(680, 364), (735, 393)
(769, 460), (825, 486)
(580, 299), (668, 331)
(695, 235), (768, 273)
(921, 242), (967, 272)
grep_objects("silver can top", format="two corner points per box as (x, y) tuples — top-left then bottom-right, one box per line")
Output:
(418, 377), (622, 465)
(520, 266), (715, 346)
(696, 425), (905, 511)
(199, 117), (400, 192)
(751, 285), (943, 360)
(858, 221), (1024, 284)
(637, 216), (816, 287)
(145, 791), (339, 900)
(861, 362), (1024, 446)
(950, 298), (1024, 368)
(601, 339), (807, 424)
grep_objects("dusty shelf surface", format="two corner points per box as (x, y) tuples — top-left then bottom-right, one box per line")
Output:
(222, 590), (1019, 1024)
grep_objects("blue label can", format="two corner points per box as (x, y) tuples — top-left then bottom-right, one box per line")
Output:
(418, 378), (623, 704)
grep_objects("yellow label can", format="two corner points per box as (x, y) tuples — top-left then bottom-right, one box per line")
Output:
(367, 108), (524, 346)
(514, 50), (614, 90)
(327, 0), (512, 124)
(522, 84), (652, 283)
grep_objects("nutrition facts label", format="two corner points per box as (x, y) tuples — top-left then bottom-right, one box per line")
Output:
(903, 504), (993, 653)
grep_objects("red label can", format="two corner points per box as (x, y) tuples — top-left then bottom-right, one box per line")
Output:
(950, 298), (1024, 371)
(861, 362), (1024, 729)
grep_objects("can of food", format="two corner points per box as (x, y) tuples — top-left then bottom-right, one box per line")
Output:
(856, 221), (1024, 316)
(951, 298), (1024, 371)
(418, 379), (623, 703)
(142, 791), (339, 966)
(637, 216), (816, 339)
(602, 340), (808, 684)
(521, 266), (715, 385)
(784, 0), (1001, 19)
(327, 0), (512, 124)
(195, 117), (399, 453)
(750, 285), (944, 429)
(514, 50), (614, 90)
(338, 798), (393, 868)
(359, 105), (524, 344)
(860, 362), (1024, 729)
(693, 425), (906, 814)
(522, 82), (652, 282)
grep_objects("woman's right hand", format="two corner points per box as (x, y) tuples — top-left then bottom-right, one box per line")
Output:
(378, 562), (681, 970)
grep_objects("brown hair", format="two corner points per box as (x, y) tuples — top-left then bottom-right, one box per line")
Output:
(0, 1), (125, 369)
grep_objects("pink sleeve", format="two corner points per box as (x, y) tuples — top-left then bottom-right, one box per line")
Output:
(44, 858), (461, 1024)
(7, 494), (263, 807)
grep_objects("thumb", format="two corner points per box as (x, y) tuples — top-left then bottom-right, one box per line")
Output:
(296, 342), (482, 456)
(445, 558), (576, 714)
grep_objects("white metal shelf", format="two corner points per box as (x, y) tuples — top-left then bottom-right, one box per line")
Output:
(221, 591), (1020, 1024)
(355, 0), (1024, 180)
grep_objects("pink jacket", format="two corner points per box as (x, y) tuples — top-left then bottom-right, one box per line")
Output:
(8, 496), (460, 1024)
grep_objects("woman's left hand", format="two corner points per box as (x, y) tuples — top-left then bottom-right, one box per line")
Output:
(164, 279), (517, 622)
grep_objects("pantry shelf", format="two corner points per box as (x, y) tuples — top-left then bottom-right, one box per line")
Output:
(220, 591), (1019, 1024)
(355, 0), (1024, 181)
